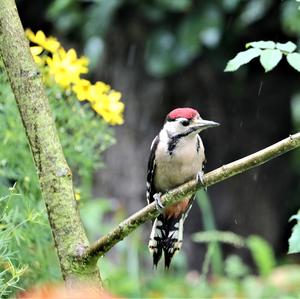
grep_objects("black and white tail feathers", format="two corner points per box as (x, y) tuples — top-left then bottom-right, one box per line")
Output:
(148, 214), (184, 269)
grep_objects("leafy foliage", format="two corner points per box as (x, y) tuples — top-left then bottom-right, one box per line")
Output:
(45, 0), (281, 77)
(0, 189), (28, 298)
(193, 230), (275, 278)
(225, 41), (300, 72)
(0, 61), (115, 294)
(288, 215), (300, 254)
(26, 29), (125, 125)
(220, 0), (300, 263)
(247, 236), (276, 277)
(0, 186), (58, 298)
(193, 230), (245, 248)
(287, 52), (300, 72)
(290, 91), (300, 255)
(145, 3), (223, 76)
(224, 48), (262, 72)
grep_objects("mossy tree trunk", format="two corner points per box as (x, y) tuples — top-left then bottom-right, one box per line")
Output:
(0, 0), (102, 286)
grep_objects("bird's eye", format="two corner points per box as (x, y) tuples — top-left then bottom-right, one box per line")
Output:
(181, 120), (190, 126)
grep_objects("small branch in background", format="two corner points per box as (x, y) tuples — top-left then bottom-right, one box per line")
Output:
(81, 132), (300, 263)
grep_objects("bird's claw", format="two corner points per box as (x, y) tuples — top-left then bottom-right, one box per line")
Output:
(153, 192), (164, 213)
(196, 171), (207, 191)
(196, 170), (204, 184)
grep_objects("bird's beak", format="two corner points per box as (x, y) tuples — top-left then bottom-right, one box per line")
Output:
(192, 119), (220, 131)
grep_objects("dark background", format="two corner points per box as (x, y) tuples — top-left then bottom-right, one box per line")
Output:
(18, 0), (300, 269)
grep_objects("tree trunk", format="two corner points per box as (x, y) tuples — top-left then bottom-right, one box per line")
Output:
(0, 0), (101, 286)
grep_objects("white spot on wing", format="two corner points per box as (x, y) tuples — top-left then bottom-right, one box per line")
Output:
(156, 220), (162, 226)
(150, 136), (158, 150)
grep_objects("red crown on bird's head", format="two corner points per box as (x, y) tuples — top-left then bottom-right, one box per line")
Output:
(166, 108), (199, 121)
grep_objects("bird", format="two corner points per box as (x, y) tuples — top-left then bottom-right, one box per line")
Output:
(146, 107), (219, 268)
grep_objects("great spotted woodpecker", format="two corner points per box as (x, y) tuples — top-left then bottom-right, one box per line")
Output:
(146, 107), (219, 268)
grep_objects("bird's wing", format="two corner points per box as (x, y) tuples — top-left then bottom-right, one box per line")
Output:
(146, 135), (159, 205)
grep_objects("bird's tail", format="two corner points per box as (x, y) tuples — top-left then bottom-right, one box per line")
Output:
(148, 215), (184, 268)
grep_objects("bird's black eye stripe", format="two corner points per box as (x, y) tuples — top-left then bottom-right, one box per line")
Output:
(181, 119), (190, 126)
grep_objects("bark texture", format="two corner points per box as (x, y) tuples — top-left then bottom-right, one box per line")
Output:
(0, 0), (101, 285)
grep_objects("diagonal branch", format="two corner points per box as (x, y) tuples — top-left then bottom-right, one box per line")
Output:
(79, 132), (300, 264)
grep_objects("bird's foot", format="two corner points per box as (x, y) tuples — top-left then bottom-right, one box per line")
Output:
(196, 171), (207, 191)
(153, 192), (164, 213)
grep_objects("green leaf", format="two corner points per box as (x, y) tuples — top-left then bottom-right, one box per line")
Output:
(287, 53), (300, 72)
(192, 230), (245, 248)
(247, 235), (275, 277)
(288, 223), (300, 254)
(259, 49), (282, 72)
(246, 40), (275, 49)
(290, 214), (300, 222)
(224, 48), (261, 72)
(276, 41), (297, 53)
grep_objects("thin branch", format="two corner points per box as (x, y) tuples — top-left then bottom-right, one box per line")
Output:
(80, 132), (300, 264)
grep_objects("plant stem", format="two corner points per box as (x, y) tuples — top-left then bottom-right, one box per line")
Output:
(196, 190), (223, 275)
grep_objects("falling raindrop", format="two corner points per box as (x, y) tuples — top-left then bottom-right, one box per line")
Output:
(258, 81), (263, 96)
(256, 106), (260, 119)
(225, 16), (234, 31)
(253, 172), (258, 181)
(127, 44), (137, 67)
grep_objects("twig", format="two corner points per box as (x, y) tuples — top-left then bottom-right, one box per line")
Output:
(80, 132), (300, 263)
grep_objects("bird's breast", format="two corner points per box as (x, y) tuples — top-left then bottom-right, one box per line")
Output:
(154, 136), (205, 192)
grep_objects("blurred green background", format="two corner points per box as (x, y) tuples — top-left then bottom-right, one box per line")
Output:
(2, 0), (300, 298)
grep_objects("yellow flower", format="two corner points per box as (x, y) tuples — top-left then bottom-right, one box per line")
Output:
(73, 79), (91, 101)
(94, 81), (111, 94)
(46, 48), (89, 89)
(30, 46), (44, 65)
(88, 81), (111, 102)
(26, 28), (125, 126)
(75, 190), (81, 201)
(30, 46), (43, 56)
(106, 91), (125, 125)
(26, 29), (60, 53)
(90, 89), (124, 125)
